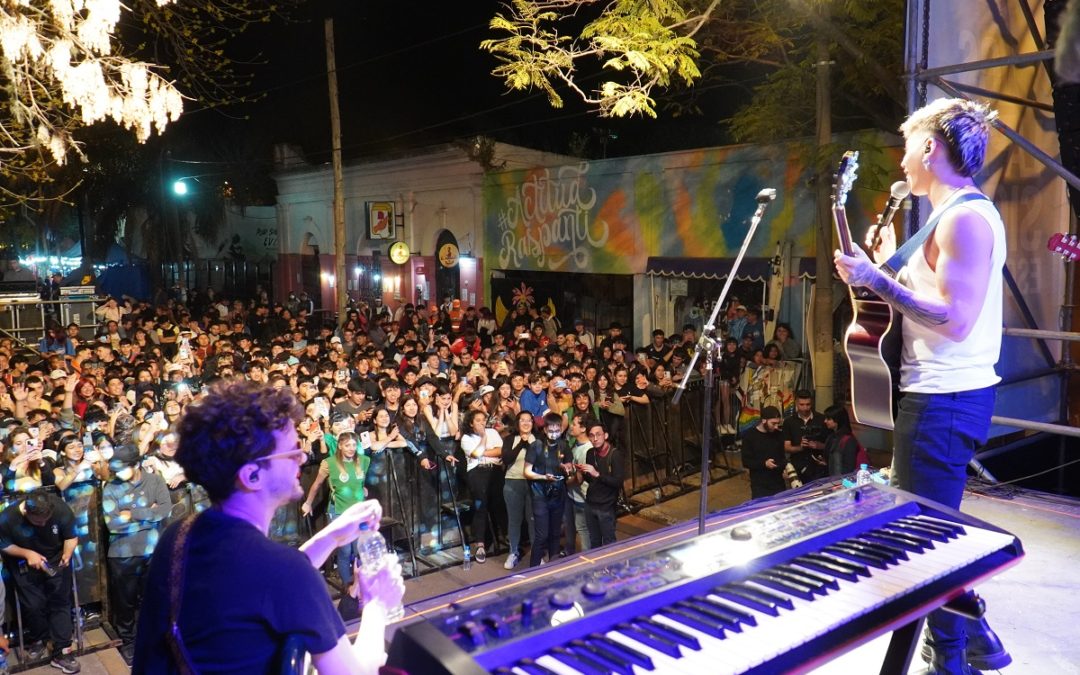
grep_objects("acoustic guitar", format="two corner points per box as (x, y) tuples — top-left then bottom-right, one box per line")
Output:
(833, 151), (902, 430)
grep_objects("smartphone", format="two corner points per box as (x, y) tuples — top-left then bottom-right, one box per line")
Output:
(336, 369), (348, 381)
(315, 397), (330, 420)
(150, 411), (167, 430)
(359, 431), (372, 450)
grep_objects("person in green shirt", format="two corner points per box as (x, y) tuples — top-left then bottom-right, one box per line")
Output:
(302, 431), (369, 585)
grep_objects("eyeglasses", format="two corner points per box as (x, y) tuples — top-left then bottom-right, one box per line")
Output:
(255, 448), (308, 464)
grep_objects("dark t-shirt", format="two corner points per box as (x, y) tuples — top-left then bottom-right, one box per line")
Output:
(133, 509), (345, 674)
(740, 427), (787, 498)
(0, 495), (77, 565)
(782, 412), (828, 479)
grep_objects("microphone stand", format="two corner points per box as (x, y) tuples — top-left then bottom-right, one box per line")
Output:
(673, 188), (777, 536)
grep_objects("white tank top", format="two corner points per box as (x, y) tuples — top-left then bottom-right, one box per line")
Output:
(899, 194), (1005, 394)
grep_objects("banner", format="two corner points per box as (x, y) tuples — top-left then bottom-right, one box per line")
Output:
(484, 133), (900, 275)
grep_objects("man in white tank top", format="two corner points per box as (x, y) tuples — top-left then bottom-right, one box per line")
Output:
(835, 98), (1009, 675)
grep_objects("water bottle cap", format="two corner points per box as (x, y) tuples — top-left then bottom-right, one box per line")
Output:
(359, 522), (370, 531)
(860, 464), (868, 470)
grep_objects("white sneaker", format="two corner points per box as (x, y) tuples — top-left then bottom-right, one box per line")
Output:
(503, 552), (520, 570)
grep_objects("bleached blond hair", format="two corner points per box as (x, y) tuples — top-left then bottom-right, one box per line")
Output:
(900, 98), (998, 178)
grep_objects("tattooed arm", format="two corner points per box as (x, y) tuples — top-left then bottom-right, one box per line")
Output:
(834, 207), (995, 341)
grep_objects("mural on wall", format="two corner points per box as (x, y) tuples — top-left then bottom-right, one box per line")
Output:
(483, 133), (900, 275)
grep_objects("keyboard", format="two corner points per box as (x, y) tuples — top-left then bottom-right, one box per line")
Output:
(387, 484), (1023, 675)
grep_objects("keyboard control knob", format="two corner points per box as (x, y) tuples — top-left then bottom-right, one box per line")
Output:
(582, 581), (607, 598)
(731, 526), (753, 541)
(550, 592), (574, 610)
(461, 620), (485, 648)
(520, 599), (534, 626)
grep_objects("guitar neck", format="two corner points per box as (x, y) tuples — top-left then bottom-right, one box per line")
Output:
(834, 204), (858, 257)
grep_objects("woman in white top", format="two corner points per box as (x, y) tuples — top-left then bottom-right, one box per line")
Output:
(459, 409), (503, 564)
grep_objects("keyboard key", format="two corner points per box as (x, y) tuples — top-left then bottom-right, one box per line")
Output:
(773, 564), (838, 591)
(568, 639), (635, 675)
(658, 606), (727, 639)
(751, 572), (817, 600)
(588, 633), (654, 671)
(549, 646), (609, 675)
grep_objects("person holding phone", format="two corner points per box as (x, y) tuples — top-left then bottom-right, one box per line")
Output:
(366, 409), (407, 513)
(523, 413), (572, 567)
(3, 426), (55, 493)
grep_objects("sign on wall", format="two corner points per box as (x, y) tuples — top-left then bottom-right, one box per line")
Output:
(367, 201), (395, 240)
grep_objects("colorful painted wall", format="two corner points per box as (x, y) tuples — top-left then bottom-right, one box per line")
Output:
(483, 132), (902, 276)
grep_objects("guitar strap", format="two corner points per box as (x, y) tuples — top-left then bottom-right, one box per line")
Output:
(881, 192), (990, 277)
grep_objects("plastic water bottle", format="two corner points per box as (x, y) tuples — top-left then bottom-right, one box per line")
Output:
(855, 463), (872, 486)
(356, 523), (404, 620)
(462, 544), (473, 571)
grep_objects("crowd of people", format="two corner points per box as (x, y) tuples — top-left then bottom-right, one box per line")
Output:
(0, 282), (844, 672)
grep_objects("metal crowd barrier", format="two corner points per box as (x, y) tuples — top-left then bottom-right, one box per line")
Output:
(0, 297), (105, 348)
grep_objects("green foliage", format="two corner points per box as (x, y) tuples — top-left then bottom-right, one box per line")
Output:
(483, 0), (905, 142)
(482, 0), (706, 118)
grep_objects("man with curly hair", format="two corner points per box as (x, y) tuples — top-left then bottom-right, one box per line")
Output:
(133, 380), (403, 674)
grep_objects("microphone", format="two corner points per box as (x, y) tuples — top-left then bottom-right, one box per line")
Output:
(870, 181), (909, 249)
(879, 180), (910, 227)
(756, 188), (777, 203)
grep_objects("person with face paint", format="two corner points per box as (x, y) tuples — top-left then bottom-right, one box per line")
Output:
(102, 444), (172, 665)
(523, 412), (573, 567)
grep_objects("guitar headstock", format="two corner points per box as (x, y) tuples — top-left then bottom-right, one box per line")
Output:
(833, 151), (859, 207)
(1048, 233), (1080, 262)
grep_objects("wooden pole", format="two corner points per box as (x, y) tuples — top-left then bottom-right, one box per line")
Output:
(325, 17), (347, 322)
(813, 12), (835, 410)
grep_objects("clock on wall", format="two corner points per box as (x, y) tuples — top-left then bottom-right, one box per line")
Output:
(388, 241), (411, 265)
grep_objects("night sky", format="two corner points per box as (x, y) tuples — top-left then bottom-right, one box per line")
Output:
(164, 0), (745, 174)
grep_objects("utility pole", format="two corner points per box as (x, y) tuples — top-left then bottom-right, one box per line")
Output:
(325, 17), (347, 321)
(812, 5), (834, 410)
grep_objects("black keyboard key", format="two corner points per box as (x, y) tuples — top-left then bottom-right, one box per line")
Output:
(880, 527), (935, 550)
(867, 529), (927, 553)
(616, 623), (682, 658)
(715, 585), (780, 615)
(851, 537), (908, 561)
(678, 599), (744, 630)
(514, 658), (559, 675)
(570, 639), (636, 675)
(800, 552), (871, 577)
(794, 555), (861, 582)
(659, 606), (727, 639)
(910, 515), (965, 537)
(696, 596), (757, 627)
(636, 617), (701, 650)
(774, 564), (838, 591)
(730, 580), (795, 610)
(894, 519), (951, 543)
(751, 572), (817, 600)
(825, 544), (891, 569)
(588, 634), (655, 670)
(550, 646), (609, 675)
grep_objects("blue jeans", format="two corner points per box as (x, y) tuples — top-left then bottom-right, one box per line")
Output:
(328, 509), (359, 586)
(892, 386), (995, 652)
(503, 479), (534, 557)
(891, 387), (994, 509)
